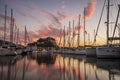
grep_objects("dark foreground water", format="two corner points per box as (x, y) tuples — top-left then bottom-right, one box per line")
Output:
(0, 53), (120, 80)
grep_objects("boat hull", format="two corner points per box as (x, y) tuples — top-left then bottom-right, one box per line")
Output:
(86, 47), (96, 56)
(96, 47), (120, 58)
(0, 48), (17, 56)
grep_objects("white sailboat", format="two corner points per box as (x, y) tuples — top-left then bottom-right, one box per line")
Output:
(85, 0), (106, 57)
(0, 6), (17, 56)
(68, 14), (86, 55)
(96, 0), (120, 58)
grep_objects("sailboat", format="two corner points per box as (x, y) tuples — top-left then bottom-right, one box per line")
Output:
(96, 0), (120, 58)
(0, 6), (17, 56)
(85, 4), (104, 56)
(74, 10), (86, 55)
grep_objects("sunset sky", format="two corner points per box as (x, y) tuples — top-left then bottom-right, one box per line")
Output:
(0, 0), (119, 46)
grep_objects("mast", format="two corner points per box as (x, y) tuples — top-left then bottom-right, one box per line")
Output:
(10, 9), (14, 44)
(93, 0), (106, 45)
(94, 29), (96, 45)
(63, 26), (65, 48)
(107, 0), (110, 45)
(16, 28), (19, 44)
(112, 5), (120, 39)
(78, 14), (81, 47)
(84, 8), (86, 47)
(118, 24), (120, 44)
(3, 5), (7, 45)
(72, 20), (74, 47)
(68, 21), (71, 48)
(27, 31), (30, 43)
(59, 28), (62, 47)
(25, 26), (27, 46)
(14, 24), (17, 43)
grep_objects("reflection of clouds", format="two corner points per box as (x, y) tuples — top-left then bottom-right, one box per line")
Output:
(1, 55), (120, 80)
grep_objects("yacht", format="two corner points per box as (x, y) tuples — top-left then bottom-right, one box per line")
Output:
(96, 0), (120, 58)
(96, 45), (120, 58)
(0, 6), (17, 56)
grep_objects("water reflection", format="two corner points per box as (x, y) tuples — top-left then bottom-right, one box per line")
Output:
(0, 54), (120, 80)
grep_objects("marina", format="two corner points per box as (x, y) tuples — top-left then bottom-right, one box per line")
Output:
(0, 0), (120, 80)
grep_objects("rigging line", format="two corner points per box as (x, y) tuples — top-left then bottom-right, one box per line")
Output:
(112, 5), (120, 38)
(93, 0), (106, 45)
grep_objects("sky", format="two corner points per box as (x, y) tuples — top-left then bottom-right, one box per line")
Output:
(0, 0), (120, 46)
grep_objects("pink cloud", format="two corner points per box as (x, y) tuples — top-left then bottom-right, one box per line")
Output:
(61, 0), (66, 9)
(0, 12), (15, 21)
(85, 0), (96, 20)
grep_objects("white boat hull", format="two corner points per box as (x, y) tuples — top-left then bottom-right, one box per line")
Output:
(0, 48), (17, 56)
(96, 47), (120, 58)
(86, 47), (96, 56)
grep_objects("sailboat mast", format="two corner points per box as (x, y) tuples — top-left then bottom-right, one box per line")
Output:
(68, 21), (71, 48)
(84, 8), (86, 47)
(25, 26), (27, 46)
(16, 28), (19, 44)
(107, 0), (110, 45)
(14, 24), (17, 43)
(118, 24), (120, 44)
(112, 5), (120, 38)
(4, 5), (7, 44)
(78, 14), (81, 47)
(10, 9), (14, 43)
(63, 26), (65, 48)
(72, 20), (74, 47)
(58, 28), (62, 46)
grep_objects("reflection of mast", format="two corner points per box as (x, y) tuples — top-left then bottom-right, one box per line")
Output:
(22, 57), (30, 80)
(0, 64), (3, 80)
(78, 60), (81, 80)
(58, 57), (62, 80)
(22, 58), (26, 80)
(108, 70), (111, 80)
(68, 57), (71, 80)
(63, 56), (65, 80)
(73, 59), (75, 80)
(92, 65), (99, 80)
(14, 63), (17, 80)
(7, 60), (12, 80)
(84, 61), (87, 80)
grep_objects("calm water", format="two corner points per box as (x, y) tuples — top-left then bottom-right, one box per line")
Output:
(0, 53), (120, 80)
